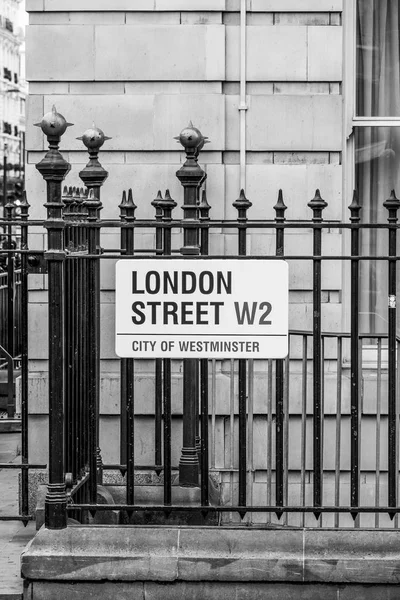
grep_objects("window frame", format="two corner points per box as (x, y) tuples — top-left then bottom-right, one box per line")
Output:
(343, 0), (399, 363)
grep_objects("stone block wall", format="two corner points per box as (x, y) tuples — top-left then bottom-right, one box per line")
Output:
(24, 0), (354, 519)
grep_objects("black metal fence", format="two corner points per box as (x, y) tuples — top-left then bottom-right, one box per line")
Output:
(18, 109), (400, 530)
(0, 193), (39, 525)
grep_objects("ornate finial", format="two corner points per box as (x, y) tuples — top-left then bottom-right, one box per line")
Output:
(77, 125), (112, 151)
(308, 189), (328, 221)
(233, 189), (252, 221)
(78, 124), (109, 192)
(34, 105), (73, 138)
(174, 122), (209, 154)
(34, 107), (72, 181)
(348, 190), (361, 222)
(273, 189), (287, 222)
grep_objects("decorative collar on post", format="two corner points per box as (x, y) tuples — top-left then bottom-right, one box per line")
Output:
(77, 124), (111, 195)
(34, 105), (72, 181)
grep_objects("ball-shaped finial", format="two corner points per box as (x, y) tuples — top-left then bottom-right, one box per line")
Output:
(36, 106), (72, 137)
(78, 125), (110, 151)
(177, 122), (204, 150)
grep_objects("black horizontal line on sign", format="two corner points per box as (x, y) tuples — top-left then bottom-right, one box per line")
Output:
(116, 333), (287, 337)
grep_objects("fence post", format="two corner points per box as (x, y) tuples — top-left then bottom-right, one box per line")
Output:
(349, 191), (361, 520)
(233, 189), (252, 513)
(273, 190), (287, 518)
(5, 195), (14, 417)
(78, 126), (109, 497)
(175, 123), (208, 487)
(20, 190), (30, 522)
(383, 189), (400, 517)
(308, 189), (327, 519)
(159, 189), (177, 504)
(151, 191), (164, 474)
(35, 106), (72, 529)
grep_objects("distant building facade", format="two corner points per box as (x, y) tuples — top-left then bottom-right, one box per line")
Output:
(0, 0), (25, 200)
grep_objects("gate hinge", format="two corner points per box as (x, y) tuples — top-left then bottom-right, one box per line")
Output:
(27, 252), (48, 274)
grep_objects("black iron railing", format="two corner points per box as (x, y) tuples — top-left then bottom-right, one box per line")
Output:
(27, 109), (400, 530)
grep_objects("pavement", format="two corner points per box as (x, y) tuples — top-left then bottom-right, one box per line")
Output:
(0, 432), (36, 600)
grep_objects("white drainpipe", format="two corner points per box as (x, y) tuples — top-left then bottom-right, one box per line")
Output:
(239, 0), (248, 191)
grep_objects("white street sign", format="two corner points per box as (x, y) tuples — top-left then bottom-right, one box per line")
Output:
(115, 259), (288, 358)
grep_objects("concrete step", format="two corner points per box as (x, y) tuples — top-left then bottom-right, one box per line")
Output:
(0, 419), (21, 434)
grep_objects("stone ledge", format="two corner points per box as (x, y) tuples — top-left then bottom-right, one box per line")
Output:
(21, 526), (400, 584)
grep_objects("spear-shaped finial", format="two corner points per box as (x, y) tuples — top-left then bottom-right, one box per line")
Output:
(348, 190), (362, 222)
(273, 189), (287, 222)
(308, 189), (328, 222)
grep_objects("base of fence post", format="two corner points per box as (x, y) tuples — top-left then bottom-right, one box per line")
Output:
(45, 483), (67, 530)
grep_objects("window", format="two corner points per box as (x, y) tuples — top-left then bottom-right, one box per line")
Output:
(352, 0), (400, 335)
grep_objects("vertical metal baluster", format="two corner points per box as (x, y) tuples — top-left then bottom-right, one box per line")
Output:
(175, 124), (208, 488)
(247, 358), (254, 524)
(35, 106), (72, 529)
(119, 191), (127, 475)
(71, 189), (80, 482)
(375, 338), (382, 528)
(383, 190), (400, 518)
(308, 189), (327, 520)
(199, 189), (211, 506)
(76, 188), (86, 481)
(349, 191), (361, 521)
(284, 354), (290, 526)
(5, 195), (14, 417)
(335, 337), (342, 528)
(211, 358), (217, 473)
(274, 190), (287, 518)
(81, 192), (89, 474)
(20, 190), (30, 523)
(301, 335), (308, 528)
(200, 357), (209, 508)
(229, 359), (234, 520)
(159, 189), (176, 505)
(320, 337), (325, 528)
(233, 189), (252, 514)
(151, 191), (164, 474)
(124, 191), (136, 508)
(267, 359), (273, 523)
(78, 125), (110, 501)
(62, 187), (72, 477)
(395, 340), (400, 529)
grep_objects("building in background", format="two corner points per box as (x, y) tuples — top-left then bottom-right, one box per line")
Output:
(20, 1), (400, 597)
(0, 0), (25, 205)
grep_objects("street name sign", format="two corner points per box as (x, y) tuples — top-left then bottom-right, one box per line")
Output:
(115, 259), (288, 359)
